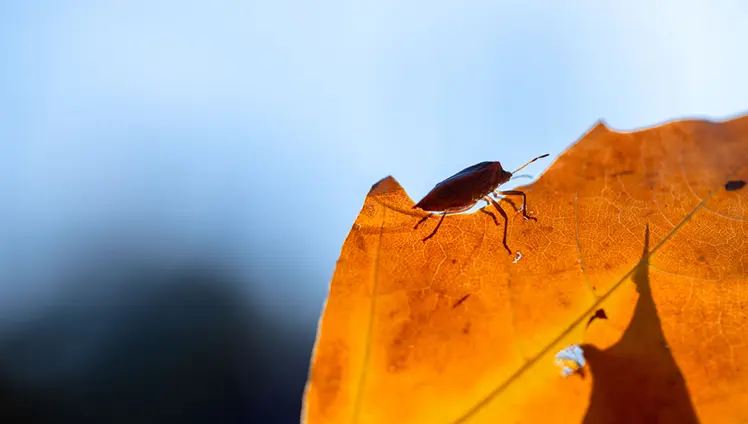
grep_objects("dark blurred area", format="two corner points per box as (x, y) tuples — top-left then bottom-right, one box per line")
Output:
(0, 241), (315, 424)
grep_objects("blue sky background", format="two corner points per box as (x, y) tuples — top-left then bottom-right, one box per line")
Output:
(1, 1), (747, 362)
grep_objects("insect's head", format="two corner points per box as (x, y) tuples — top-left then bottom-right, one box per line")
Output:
(494, 166), (513, 186)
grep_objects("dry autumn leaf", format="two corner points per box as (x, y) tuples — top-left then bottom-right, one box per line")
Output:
(302, 114), (748, 424)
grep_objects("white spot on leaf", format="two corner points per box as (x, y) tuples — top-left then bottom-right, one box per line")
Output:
(555, 344), (585, 377)
(513, 251), (522, 263)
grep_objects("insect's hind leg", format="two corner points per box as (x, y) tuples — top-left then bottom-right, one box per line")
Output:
(422, 212), (448, 242)
(414, 214), (432, 230)
(484, 196), (512, 254)
(496, 190), (536, 221)
(417, 203), (474, 242)
(479, 208), (499, 225)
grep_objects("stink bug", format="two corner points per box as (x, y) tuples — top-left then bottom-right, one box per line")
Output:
(413, 154), (549, 253)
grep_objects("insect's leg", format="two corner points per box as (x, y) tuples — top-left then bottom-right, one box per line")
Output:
(496, 190), (536, 221)
(484, 196), (512, 254)
(491, 192), (519, 212)
(479, 208), (499, 225)
(422, 212), (448, 242)
(414, 214), (431, 229)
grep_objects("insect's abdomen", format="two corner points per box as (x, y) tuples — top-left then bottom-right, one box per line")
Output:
(414, 166), (497, 212)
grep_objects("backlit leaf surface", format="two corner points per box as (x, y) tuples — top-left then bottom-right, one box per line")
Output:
(303, 115), (748, 424)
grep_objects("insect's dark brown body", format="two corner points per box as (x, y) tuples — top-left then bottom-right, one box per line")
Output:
(414, 161), (512, 212)
(413, 154), (549, 253)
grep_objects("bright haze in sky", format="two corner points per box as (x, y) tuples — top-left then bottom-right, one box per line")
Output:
(1, 1), (746, 332)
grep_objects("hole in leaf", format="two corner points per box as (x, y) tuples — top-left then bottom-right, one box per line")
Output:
(586, 308), (608, 327)
(725, 180), (746, 191)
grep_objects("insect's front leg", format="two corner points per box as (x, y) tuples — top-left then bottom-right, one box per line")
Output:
(496, 190), (536, 221)
(491, 190), (519, 213)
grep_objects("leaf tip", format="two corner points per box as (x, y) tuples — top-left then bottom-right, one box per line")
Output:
(369, 176), (405, 196)
(587, 119), (612, 136)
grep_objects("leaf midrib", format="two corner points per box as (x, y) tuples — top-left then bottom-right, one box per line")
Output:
(449, 159), (748, 423)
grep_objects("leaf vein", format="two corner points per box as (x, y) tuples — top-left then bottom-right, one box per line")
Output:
(449, 158), (748, 424)
(351, 203), (386, 424)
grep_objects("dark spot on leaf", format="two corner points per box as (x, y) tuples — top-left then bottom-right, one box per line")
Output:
(351, 228), (367, 253)
(725, 180), (746, 191)
(451, 259), (457, 264)
(387, 291), (431, 373)
(452, 294), (470, 309)
(313, 341), (346, 414)
(586, 308), (608, 327)
(387, 323), (415, 373)
(462, 322), (471, 335)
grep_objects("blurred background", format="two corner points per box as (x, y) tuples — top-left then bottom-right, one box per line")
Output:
(0, 1), (746, 423)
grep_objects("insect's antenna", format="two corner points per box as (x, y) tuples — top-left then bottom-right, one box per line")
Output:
(511, 154), (550, 175)
(510, 173), (534, 181)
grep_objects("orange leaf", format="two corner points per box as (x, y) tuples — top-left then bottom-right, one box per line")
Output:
(302, 114), (748, 424)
